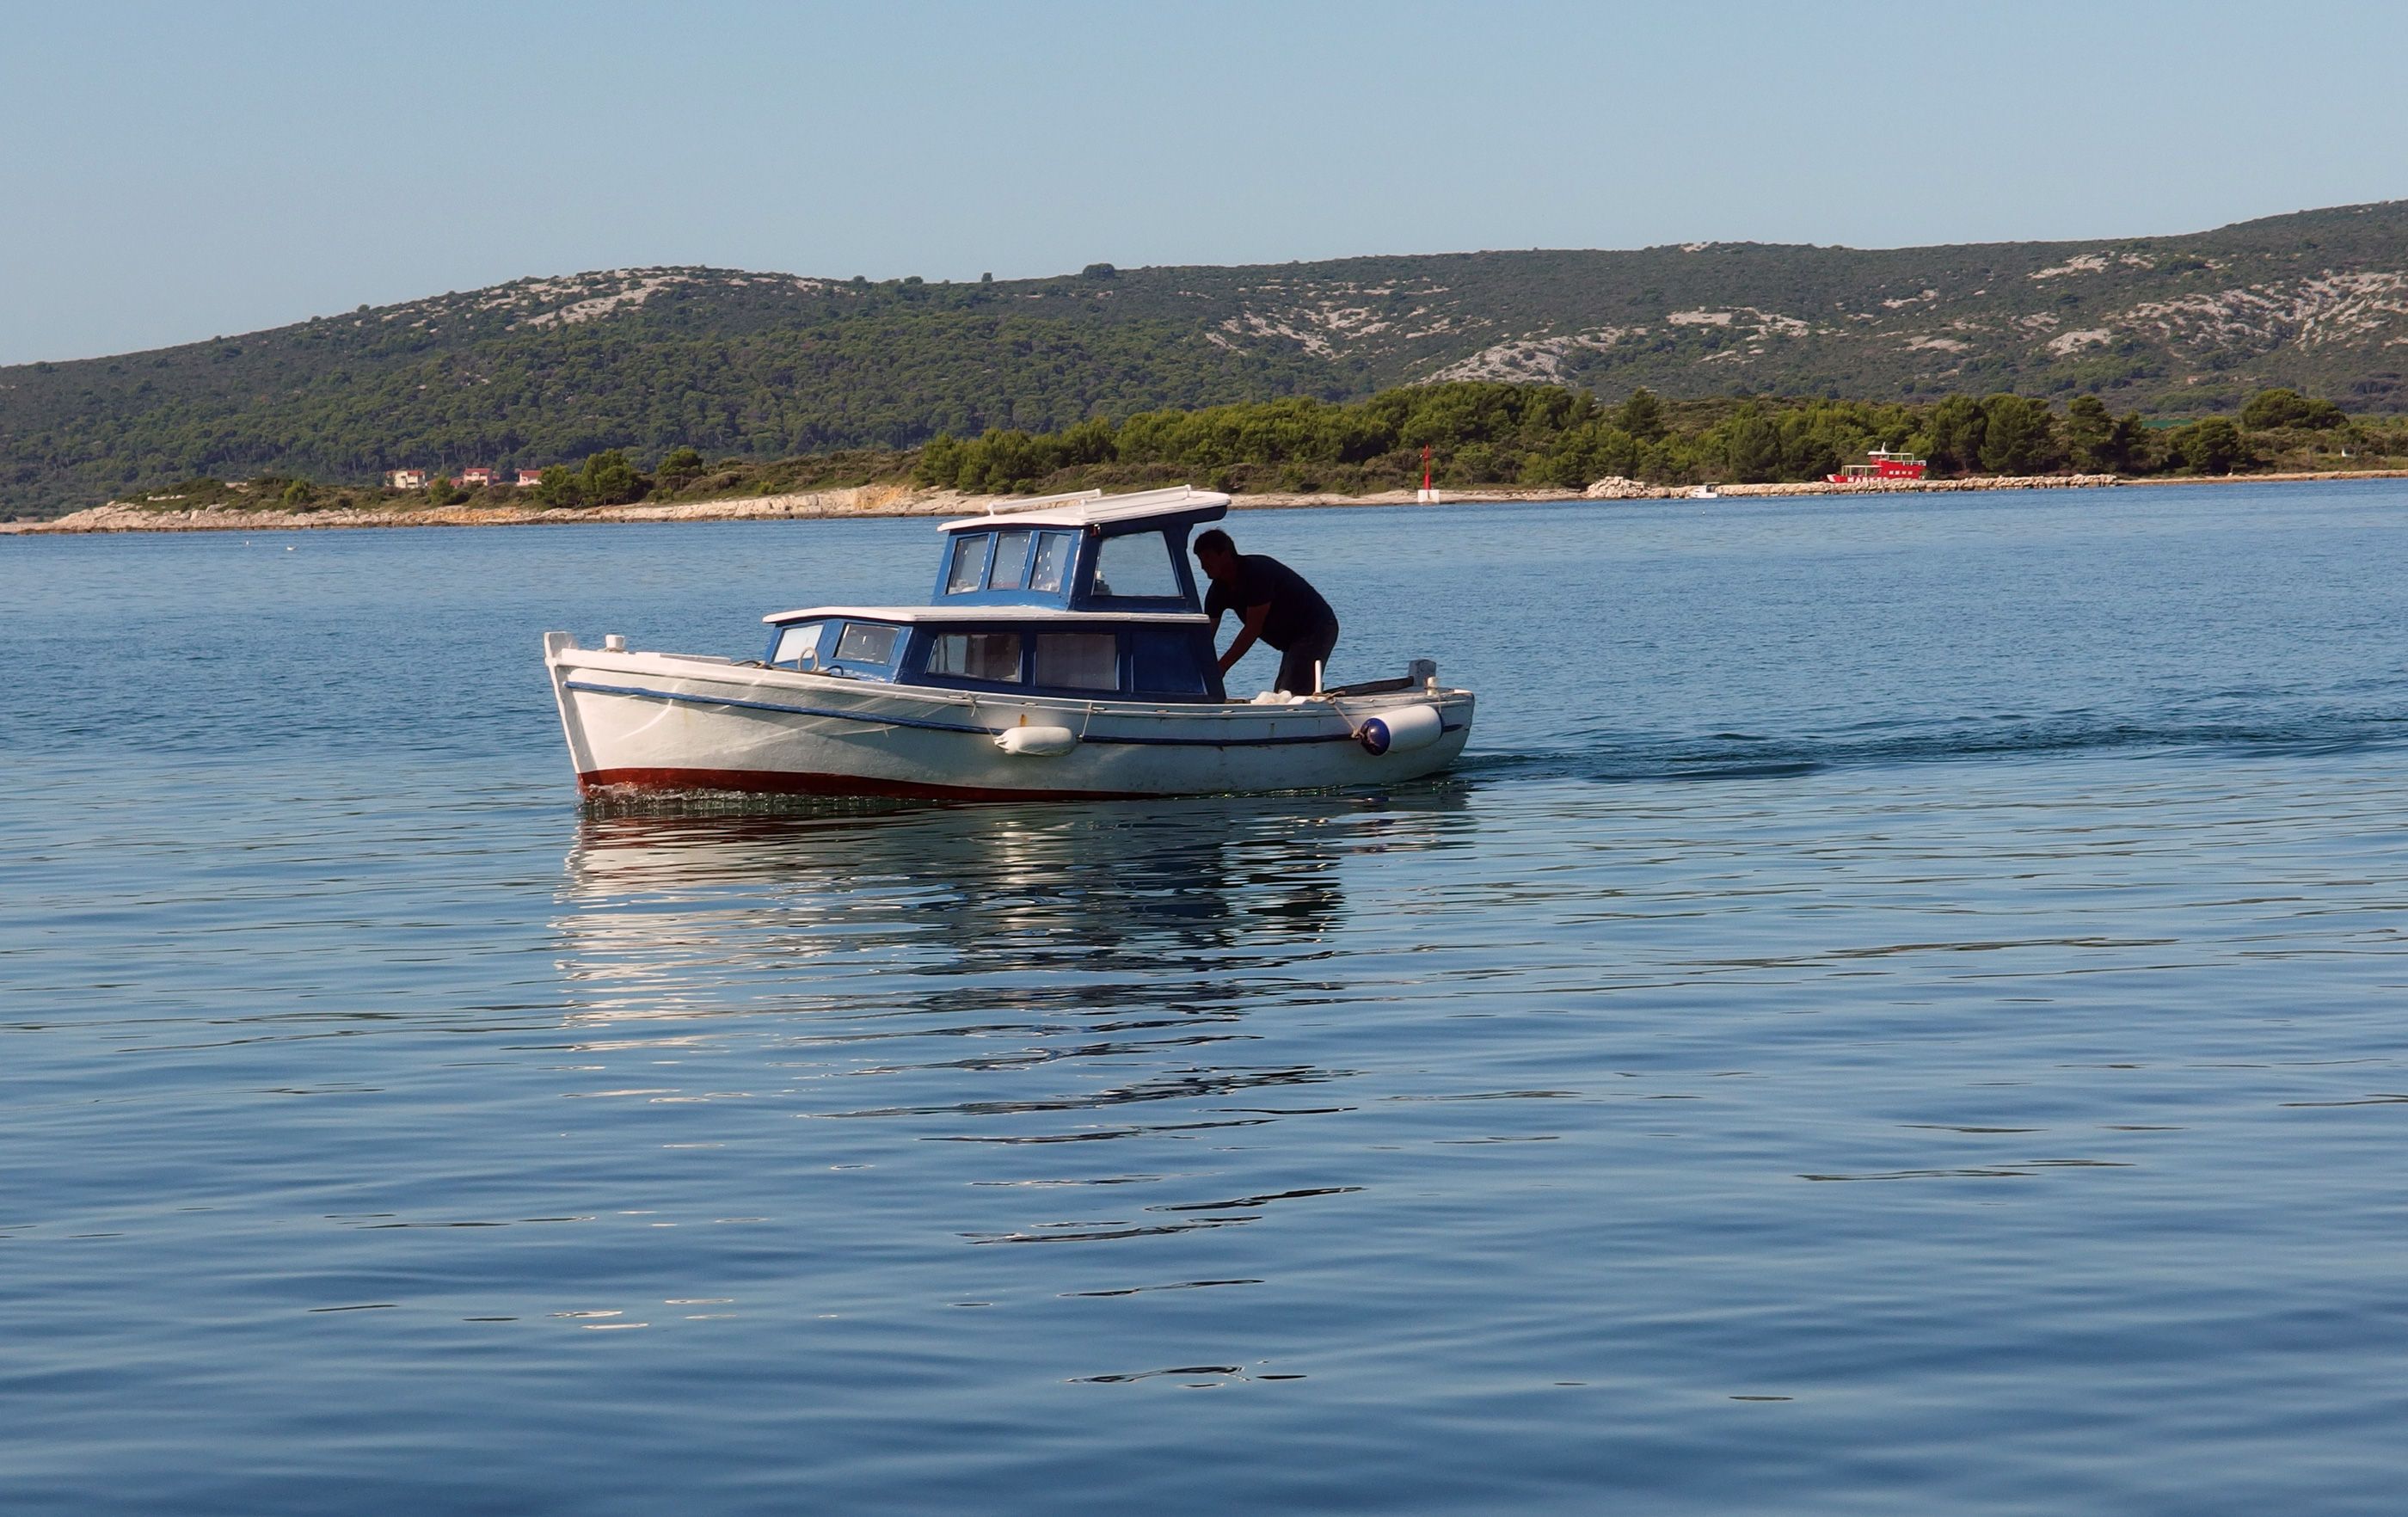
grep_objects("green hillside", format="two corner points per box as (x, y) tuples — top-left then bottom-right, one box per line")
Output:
(7, 202), (2408, 519)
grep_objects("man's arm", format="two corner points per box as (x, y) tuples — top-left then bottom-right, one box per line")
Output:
(1218, 602), (1272, 674)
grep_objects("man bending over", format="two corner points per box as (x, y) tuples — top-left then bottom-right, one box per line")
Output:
(1193, 528), (1339, 695)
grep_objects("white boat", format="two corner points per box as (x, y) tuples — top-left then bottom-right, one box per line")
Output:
(543, 486), (1476, 801)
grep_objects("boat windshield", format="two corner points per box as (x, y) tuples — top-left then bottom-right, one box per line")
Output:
(1090, 531), (1180, 599)
(944, 536), (988, 594)
(987, 531), (1035, 590)
(833, 622), (901, 668)
(1029, 532), (1072, 594)
(771, 620), (827, 670)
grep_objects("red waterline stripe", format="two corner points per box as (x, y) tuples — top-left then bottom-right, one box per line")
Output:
(578, 766), (1152, 801)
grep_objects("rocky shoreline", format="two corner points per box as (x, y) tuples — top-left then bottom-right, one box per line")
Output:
(9, 468), (2407, 535)
(1, 482), (957, 535)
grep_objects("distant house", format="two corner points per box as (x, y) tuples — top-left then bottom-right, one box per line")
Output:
(386, 468), (428, 489)
(459, 466), (495, 488)
(515, 468), (544, 487)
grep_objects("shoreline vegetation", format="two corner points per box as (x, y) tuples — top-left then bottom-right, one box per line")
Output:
(17, 467), (2408, 536)
(11, 382), (2406, 536)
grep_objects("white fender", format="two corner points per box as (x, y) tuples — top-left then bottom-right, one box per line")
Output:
(1356, 703), (1444, 756)
(995, 724), (1078, 757)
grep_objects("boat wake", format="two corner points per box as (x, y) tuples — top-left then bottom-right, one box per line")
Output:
(1472, 707), (2408, 785)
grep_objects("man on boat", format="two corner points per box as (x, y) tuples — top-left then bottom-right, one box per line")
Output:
(1193, 529), (1339, 695)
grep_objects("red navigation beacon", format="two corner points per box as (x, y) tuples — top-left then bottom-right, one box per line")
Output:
(1828, 448), (1929, 484)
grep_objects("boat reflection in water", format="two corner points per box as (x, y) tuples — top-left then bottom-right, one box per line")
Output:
(553, 790), (1473, 1182)
(556, 789), (1471, 1057)
(551, 790), (1478, 1310)
(564, 798), (1377, 984)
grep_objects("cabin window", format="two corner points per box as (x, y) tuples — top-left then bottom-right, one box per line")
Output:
(1090, 531), (1180, 599)
(833, 622), (901, 667)
(986, 530), (1035, 590)
(1033, 632), (1119, 691)
(1129, 629), (1211, 696)
(1029, 531), (1073, 594)
(925, 631), (1022, 682)
(944, 535), (989, 594)
(771, 620), (827, 670)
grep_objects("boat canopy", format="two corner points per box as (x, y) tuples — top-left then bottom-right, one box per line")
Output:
(762, 605), (1209, 627)
(928, 485), (1224, 612)
(936, 485), (1229, 536)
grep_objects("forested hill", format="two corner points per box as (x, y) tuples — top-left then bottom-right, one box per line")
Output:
(7, 200), (2408, 518)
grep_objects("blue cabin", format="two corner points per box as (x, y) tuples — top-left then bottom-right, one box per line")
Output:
(759, 487), (1232, 703)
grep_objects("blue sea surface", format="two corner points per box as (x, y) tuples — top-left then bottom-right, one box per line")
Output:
(6, 482), (2408, 1514)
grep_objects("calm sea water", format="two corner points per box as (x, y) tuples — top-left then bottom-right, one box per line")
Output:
(7, 484), (2408, 1514)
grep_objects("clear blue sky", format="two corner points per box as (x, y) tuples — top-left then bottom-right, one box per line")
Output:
(4, 0), (2401, 365)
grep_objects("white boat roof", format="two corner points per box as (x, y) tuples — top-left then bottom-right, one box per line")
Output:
(937, 484), (1229, 533)
(765, 604), (1210, 626)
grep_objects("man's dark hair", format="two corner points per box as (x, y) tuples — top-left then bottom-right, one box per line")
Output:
(1194, 528), (1234, 556)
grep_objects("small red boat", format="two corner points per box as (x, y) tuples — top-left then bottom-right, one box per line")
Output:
(1828, 448), (1928, 484)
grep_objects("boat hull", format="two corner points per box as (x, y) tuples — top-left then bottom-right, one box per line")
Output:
(545, 636), (1474, 801)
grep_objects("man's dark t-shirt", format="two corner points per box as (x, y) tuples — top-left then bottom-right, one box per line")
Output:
(1203, 554), (1336, 649)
